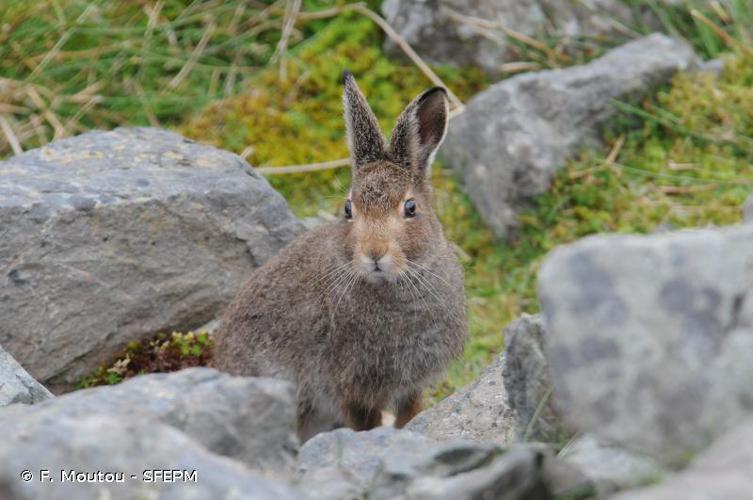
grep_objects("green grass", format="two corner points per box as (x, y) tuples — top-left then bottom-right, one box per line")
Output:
(0, 0), (376, 156)
(3, 1), (752, 401)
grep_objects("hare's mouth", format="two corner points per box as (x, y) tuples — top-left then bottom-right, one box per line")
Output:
(358, 253), (401, 284)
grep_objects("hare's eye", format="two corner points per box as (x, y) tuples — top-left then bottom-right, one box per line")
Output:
(403, 199), (417, 218)
(344, 199), (353, 219)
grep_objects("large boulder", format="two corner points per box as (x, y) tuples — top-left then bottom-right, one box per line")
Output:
(0, 367), (298, 474)
(382, 0), (639, 74)
(0, 414), (304, 500)
(442, 34), (700, 239)
(612, 419), (753, 499)
(0, 128), (303, 389)
(407, 353), (517, 445)
(0, 344), (52, 407)
(502, 313), (568, 442)
(538, 224), (753, 465)
(297, 427), (590, 499)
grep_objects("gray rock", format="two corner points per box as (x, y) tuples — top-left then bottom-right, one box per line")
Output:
(503, 313), (568, 442)
(559, 434), (664, 497)
(0, 127), (303, 389)
(612, 419), (753, 499)
(744, 196), (753, 223)
(298, 427), (587, 500)
(694, 58), (724, 76)
(406, 445), (565, 500)
(539, 224), (753, 465)
(382, 0), (637, 74)
(442, 34), (700, 239)
(298, 427), (434, 499)
(0, 344), (52, 407)
(0, 367), (298, 474)
(0, 414), (304, 500)
(407, 354), (517, 445)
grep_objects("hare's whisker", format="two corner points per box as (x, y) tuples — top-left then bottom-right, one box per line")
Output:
(404, 266), (446, 332)
(325, 268), (354, 297)
(406, 263), (443, 301)
(334, 270), (359, 311)
(406, 259), (453, 289)
(312, 261), (352, 287)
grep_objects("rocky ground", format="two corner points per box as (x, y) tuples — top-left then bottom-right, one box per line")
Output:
(2, 217), (751, 499)
(1, 1), (752, 499)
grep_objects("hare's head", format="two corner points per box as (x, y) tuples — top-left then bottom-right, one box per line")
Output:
(340, 72), (450, 284)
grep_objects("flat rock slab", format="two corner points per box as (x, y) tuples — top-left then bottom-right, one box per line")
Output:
(297, 427), (573, 500)
(0, 368), (298, 474)
(0, 344), (52, 407)
(407, 353), (517, 445)
(539, 224), (753, 465)
(442, 34), (699, 239)
(0, 414), (304, 500)
(0, 127), (303, 388)
(559, 434), (664, 497)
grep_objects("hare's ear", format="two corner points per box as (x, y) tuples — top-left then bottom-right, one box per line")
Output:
(389, 87), (449, 179)
(342, 71), (386, 170)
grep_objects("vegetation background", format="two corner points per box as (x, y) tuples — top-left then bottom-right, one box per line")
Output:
(2, 0), (751, 401)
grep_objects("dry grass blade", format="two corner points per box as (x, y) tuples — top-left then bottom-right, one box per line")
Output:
(255, 157), (350, 175)
(64, 96), (100, 135)
(660, 184), (719, 195)
(168, 22), (217, 90)
(667, 161), (697, 171)
(143, 0), (165, 39)
(0, 115), (23, 155)
(500, 61), (542, 74)
(691, 8), (753, 56)
(129, 80), (159, 128)
(27, 2), (99, 81)
(604, 135), (625, 165)
(25, 86), (66, 139)
(272, 0), (302, 80)
(68, 81), (104, 104)
(0, 103), (30, 114)
(446, 9), (561, 63)
(240, 145), (255, 160)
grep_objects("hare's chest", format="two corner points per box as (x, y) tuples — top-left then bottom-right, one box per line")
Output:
(330, 305), (448, 388)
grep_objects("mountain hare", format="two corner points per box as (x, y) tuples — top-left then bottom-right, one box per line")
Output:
(214, 73), (467, 441)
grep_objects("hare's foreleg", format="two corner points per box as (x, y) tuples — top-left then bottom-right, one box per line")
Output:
(394, 391), (422, 428)
(343, 402), (382, 431)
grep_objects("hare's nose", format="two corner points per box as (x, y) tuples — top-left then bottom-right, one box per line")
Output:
(368, 250), (386, 262)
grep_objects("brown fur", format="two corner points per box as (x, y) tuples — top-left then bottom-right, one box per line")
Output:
(395, 392), (423, 428)
(213, 74), (467, 441)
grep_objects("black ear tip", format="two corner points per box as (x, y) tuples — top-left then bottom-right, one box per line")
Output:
(418, 86), (448, 103)
(342, 70), (354, 85)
